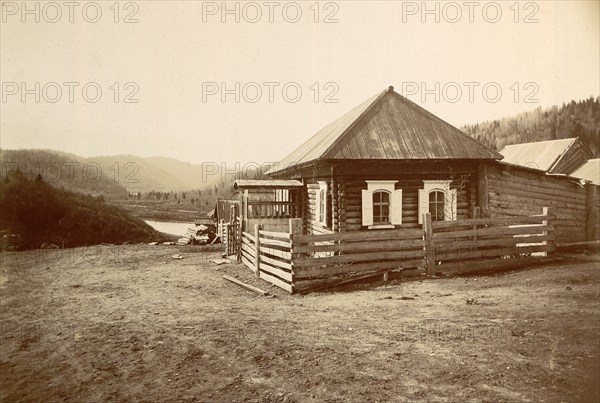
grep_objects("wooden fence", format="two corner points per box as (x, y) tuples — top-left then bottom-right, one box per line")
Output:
(291, 227), (425, 293)
(240, 225), (294, 293)
(225, 223), (240, 256)
(227, 210), (555, 294)
(427, 208), (554, 274)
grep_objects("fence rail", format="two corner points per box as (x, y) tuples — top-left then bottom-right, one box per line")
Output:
(225, 209), (555, 294)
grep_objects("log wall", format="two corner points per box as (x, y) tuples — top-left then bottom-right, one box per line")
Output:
(341, 178), (473, 231)
(293, 161), (599, 244)
(486, 163), (600, 242)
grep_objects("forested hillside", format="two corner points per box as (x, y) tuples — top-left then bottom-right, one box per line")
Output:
(0, 149), (129, 197)
(0, 171), (160, 249)
(462, 97), (600, 156)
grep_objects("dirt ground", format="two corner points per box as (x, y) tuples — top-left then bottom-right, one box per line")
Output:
(1, 245), (599, 402)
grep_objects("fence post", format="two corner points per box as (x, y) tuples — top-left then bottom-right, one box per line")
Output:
(225, 223), (230, 255)
(586, 184), (597, 241)
(542, 206), (555, 255)
(289, 218), (302, 291)
(289, 218), (302, 236)
(423, 212), (436, 275)
(254, 224), (261, 277)
(237, 222), (243, 262)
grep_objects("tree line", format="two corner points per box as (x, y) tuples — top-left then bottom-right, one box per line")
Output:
(462, 97), (600, 156)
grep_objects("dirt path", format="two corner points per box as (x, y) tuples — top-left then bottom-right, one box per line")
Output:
(1, 246), (599, 402)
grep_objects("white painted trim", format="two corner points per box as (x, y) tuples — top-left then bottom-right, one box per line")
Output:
(366, 180), (397, 193)
(419, 180), (457, 222)
(422, 180), (451, 193)
(368, 224), (395, 230)
(317, 181), (328, 227)
(363, 180), (401, 228)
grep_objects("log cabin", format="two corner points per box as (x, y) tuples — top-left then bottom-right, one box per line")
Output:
(224, 86), (598, 292)
(233, 86), (598, 243)
(265, 85), (503, 235)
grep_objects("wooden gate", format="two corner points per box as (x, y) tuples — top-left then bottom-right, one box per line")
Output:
(225, 223), (240, 256)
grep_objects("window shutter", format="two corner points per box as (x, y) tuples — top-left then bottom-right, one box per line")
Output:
(361, 189), (373, 226)
(447, 188), (458, 221)
(325, 188), (330, 227)
(315, 187), (321, 222)
(318, 181), (328, 226)
(418, 189), (428, 224)
(390, 189), (402, 225)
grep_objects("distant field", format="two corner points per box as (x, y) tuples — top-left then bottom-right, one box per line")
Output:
(1, 246), (599, 402)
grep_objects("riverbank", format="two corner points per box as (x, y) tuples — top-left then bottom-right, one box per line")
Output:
(144, 220), (194, 237)
(110, 200), (213, 223)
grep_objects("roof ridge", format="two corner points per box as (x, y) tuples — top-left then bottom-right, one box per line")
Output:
(503, 137), (577, 148)
(320, 86), (391, 159)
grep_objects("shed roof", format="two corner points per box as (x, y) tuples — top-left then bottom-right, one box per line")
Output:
(268, 86), (502, 175)
(569, 159), (600, 185)
(233, 179), (303, 189)
(499, 138), (578, 172)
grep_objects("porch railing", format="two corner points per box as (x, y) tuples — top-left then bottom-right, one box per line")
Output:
(246, 200), (302, 219)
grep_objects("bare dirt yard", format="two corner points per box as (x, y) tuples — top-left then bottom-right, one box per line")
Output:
(1, 245), (599, 402)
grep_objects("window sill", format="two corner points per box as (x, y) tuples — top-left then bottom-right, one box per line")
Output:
(368, 224), (395, 230)
(312, 220), (328, 228)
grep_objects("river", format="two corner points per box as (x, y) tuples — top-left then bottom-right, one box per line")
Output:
(144, 220), (191, 236)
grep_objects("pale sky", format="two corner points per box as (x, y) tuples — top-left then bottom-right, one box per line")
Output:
(1, 0), (599, 165)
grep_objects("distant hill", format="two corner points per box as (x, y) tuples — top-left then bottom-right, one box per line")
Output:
(461, 97), (600, 156)
(0, 149), (223, 194)
(0, 173), (161, 249)
(0, 149), (129, 197)
(89, 155), (252, 193)
(89, 155), (200, 193)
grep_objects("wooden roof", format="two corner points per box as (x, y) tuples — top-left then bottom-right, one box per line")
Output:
(569, 159), (600, 185)
(268, 86), (502, 175)
(233, 179), (303, 189)
(499, 138), (593, 174)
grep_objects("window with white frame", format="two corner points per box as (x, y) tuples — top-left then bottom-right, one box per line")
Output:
(362, 181), (402, 228)
(418, 180), (457, 223)
(315, 181), (328, 226)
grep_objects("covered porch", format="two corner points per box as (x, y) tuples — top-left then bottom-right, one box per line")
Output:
(233, 179), (304, 233)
